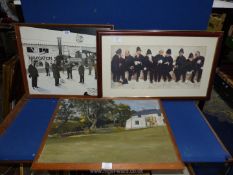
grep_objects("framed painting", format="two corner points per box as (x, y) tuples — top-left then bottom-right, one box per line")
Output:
(32, 98), (184, 171)
(15, 23), (113, 98)
(97, 31), (223, 99)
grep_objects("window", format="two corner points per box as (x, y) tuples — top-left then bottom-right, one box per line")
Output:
(135, 120), (139, 125)
(39, 48), (49, 54)
(27, 47), (35, 53)
(38, 61), (43, 67)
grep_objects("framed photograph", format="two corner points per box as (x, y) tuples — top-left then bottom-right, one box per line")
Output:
(97, 31), (223, 99)
(15, 24), (113, 98)
(32, 98), (184, 171)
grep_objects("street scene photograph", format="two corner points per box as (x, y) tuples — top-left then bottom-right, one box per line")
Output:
(19, 26), (101, 96)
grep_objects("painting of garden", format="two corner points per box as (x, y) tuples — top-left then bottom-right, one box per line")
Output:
(37, 99), (179, 164)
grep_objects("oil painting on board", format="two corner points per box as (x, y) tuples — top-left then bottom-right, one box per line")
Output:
(32, 98), (183, 170)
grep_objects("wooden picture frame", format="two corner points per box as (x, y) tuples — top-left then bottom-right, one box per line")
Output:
(2, 56), (17, 119)
(31, 98), (184, 171)
(97, 31), (223, 99)
(2, 56), (25, 120)
(0, 94), (27, 134)
(15, 23), (113, 98)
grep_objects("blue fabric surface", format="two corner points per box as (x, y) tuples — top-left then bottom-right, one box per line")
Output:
(20, 0), (213, 30)
(0, 99), (58, 161)
(0, 99), (231, 162)
(163, 100), (231, 162)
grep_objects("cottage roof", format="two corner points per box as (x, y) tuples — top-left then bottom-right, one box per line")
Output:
(133, 109), (161, 117)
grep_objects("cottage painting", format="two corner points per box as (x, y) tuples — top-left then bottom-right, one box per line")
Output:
(125, 109), (165, 129)
(35, 99), (179, 165)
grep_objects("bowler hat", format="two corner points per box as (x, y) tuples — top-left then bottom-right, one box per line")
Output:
(146, 49), (152, 55)
(166, 49), (171, 54)
(136, 47), (141, 52)
(179, 48), (184, 53)
(116, 48), (122, 54)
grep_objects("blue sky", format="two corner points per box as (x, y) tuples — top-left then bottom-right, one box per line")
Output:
(114, 100), (160, 111)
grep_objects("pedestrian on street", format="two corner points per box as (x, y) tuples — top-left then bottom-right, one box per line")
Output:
(78, 64), (85, 83)
(28, 61), (39, 89)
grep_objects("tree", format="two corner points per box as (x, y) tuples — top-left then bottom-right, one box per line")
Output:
(56, 99), (75, 122)
(113, 104), (132, 127)
(53, 99), (75, 134)
(73, 99), (116, 130)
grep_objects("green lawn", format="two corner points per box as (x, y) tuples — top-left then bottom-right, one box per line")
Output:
(38, 127), (178, 163)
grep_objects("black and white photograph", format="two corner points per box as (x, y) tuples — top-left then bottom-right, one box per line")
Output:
(98, 31), (222, 98)
(16, 24), (113, 97)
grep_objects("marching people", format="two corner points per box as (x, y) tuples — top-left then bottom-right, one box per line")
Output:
(125, 50), (135, 81)
(78, 64), (85, 83)
(134, 47), (143, 82)
(66, 61), (73, 79)
(191, 51), (205, 82)
(142, 49), (152, 81)
(163, 49), (173, 82)
(28, 60), (39, 89)
(52, 60), (60, 86)
(45, 61), (50, 76)
(174, 48), (187, 82)
(185, 53), (195, 83)
(111, 48), (122, 82)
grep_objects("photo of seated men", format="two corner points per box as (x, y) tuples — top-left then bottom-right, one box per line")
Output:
(111, 46), (205, 89)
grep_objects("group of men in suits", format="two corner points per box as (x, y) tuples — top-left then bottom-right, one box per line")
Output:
(28, 60), (61, 88)
(111, 47), (205, 84)
(28, 59), (86, 89)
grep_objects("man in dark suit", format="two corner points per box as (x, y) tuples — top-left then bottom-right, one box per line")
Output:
(28, 61), (39, 89)
(152, 52), (159, 82)
(191, 51), (205, 82)
(174, 48), (187, 82)
(155, 50), (165, 82)
(52, 60), (60, 86)
(142, 49), (152, 81)
(164, 49), (173, 82)
(45, 61), (50, 76)
(134, 47), (143, 82)
(145, 49), (154, 83)
(88, 53), (94, 75)
(66, 61), (73, 79)
(124, 50), (135, 81)
(111, 48), (122, 82)
(185, 53), (195, 83)
(119, 54), (127, 83)
(78, 64), (85, 83)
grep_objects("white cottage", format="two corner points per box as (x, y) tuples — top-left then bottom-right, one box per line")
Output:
(125, 109), (165, 130)
(125, 115), (147, 129)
